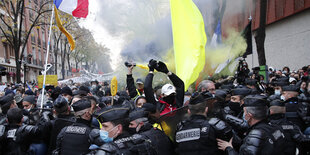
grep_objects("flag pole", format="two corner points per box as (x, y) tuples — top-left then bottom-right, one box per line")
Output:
(40, 5), (55, 111)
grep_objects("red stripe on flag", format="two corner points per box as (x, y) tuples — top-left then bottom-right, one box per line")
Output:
(72, 0), (89, 18)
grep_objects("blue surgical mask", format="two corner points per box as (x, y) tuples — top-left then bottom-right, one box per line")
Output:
(64, 97), (69, 103)
(243, 112), (249, 125)
(99, 130), (113, 143)
(99, 125), (118, 143)
(274, 90), (281, 95)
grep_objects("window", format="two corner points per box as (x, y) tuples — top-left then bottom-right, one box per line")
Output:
(23, 48), (27, 61)
(32, 47), (36, 63)
(31, 32), (35, 43)
(42, 30), (46, 47)
(10, 47), (14, 58)
(29, 10), (33, 18)
(37, 29), (41, 46)
(38, 49), (41, 61)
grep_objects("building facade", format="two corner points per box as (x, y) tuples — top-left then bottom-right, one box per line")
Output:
(0, 0), (78, 84)
(221, 0), (310, 70)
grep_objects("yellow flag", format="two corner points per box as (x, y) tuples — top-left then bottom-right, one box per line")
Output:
(110, 76), (118, 96)
(170, 0), (207, 90)
(54, 5), (75, 51)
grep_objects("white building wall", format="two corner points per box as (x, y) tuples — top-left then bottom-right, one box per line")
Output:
(246, 9), (310, 71)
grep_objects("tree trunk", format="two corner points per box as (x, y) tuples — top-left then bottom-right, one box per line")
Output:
(61, 45), (66, 79)
(254, 0), (267, 66)
(54, 45), (58, 74)
(86, 61), (89, 70)
(75, 57), (78, 70)
(67, 53), (71, 76)
(15, 52), (22, 83)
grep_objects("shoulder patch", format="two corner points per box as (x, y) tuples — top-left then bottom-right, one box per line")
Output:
(201, 127), (208, 133)
(272, 130), (284, 140)
(7, 129), (17, 139)
(176, 128), (200, 143)
(65, 126), (87, 134)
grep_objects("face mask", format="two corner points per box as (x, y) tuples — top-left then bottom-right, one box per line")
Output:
(99, 125), (118, 143)
(92, 85), (97, 89)
(64, 97), (69, 103)
(243, 112), (249, 125)
(228, 101), (241, 115)
(280, 95), (286, 101)
(283, 71), (287, 74)
(128, 123), (140, 134)
(274, 90), (281, 95)
(128, 127), (137, 134)
(163, 95), (175, 104)
(26, 105), (33, 112)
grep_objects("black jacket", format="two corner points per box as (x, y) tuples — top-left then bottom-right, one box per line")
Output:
(225, 120), (285, 155)
(55, 118), (92, 155)
(40, 114), (76, 155)
(0, 124), (41, 155)
(175, 115), (219, 155)
(269, 113), (310, 155)
(127, 74), (143, 99)
(285, 97), (306, 130)
(139, 123), (173, 155)
(90, 132), (157, 155)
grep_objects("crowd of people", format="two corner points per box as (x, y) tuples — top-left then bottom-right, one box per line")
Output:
(0, 59), (310, 155)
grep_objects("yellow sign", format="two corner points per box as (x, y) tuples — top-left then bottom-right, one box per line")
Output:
(37, 75), (58, 88)
(110, 76), (118, 96)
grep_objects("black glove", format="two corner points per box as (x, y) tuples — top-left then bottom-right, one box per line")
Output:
(155, 61), (169, 74)
(148, 59), (157, 72)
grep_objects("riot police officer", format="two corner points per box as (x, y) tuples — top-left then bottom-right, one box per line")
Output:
(175, 92), (221, 155)
(268, 78), (288, 101)
(0, 108), (41, 154)
(0, 94), (18, 125)
(217, 95), (286, 155)
(282, 85), (306, 130)
(41, 96), (75, 155)
(129, 109), (173, 155)
(223, 88), (252, 117)
(89, 106), (156, 155)
(55, 99), (94, 155)
(269, 99), (310, 154)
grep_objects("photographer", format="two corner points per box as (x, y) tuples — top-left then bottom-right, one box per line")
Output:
(235, 59), (250, 85)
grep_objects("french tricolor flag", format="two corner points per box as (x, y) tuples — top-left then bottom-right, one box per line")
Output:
(54, 0), (89, 18)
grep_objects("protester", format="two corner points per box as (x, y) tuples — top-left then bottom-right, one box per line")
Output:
(144, 59), (184, 116)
